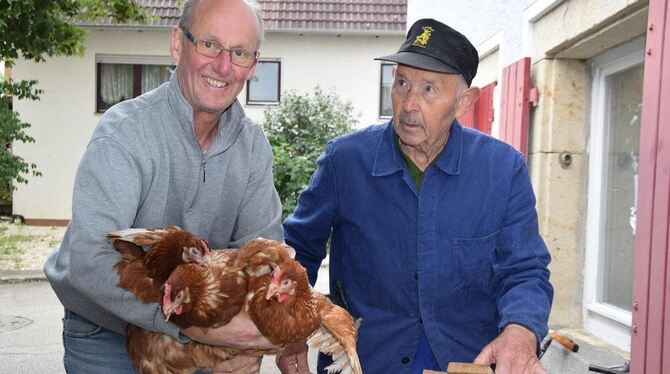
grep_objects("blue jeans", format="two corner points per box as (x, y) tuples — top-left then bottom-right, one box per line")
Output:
(62, 309), (212, 373)
(62, 309), (136, 373)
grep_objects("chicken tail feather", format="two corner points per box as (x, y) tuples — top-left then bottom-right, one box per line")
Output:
(108, 226), (181, 247)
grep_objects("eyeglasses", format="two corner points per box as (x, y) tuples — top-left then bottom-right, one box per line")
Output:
(179, 25), (259, 68)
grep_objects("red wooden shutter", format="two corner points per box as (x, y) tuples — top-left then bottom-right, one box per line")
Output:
(457, 81), (496, 135)
(630, 0), (670, 372)
(457, 100), (477, 128)
(475, 81), (496, 134)
(499, 57), (535, 156)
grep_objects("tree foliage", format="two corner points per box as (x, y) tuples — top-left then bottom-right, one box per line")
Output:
(263, 87), (358, 218)
(0, 0), (150, 200)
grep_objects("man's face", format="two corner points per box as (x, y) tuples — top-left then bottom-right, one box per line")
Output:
(170, 0), (259, 117)
(391, 65), (470, 151)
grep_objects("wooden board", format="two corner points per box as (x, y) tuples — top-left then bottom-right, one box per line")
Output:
(423, 362), (494, 374)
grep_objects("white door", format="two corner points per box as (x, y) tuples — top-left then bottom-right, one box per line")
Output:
(584, 37), (645, 351)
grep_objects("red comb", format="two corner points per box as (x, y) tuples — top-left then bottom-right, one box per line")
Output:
(272, 266), (283, 283)
(200, 240), (211, 255)
(162, 284), (172, 306)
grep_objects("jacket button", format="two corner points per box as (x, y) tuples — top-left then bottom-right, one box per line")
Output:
(414, 272), (418, 280)
(401, 357), (410, 364)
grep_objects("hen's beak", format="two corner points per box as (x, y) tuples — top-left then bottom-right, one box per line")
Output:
(266, 266), (283, 300)
(162, 284), (174, 321)
(161, 283), (184, 320)
(163, 306), (174, 321)
(162, 299), (183, 321)
(266, 282), (279, 300)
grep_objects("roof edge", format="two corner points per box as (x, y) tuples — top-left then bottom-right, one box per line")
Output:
(80, 24), (405, 35)
(266, 28), (405, 36)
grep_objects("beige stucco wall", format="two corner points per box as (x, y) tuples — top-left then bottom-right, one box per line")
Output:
(472, 48), (499, 88)
(529, 0), (648, 329)
(531, 0), (649, 62)
(12, 28), (403, 221)
(530, 59), (590, 328)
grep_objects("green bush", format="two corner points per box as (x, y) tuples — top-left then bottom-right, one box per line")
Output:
(263, 87), (358, 218)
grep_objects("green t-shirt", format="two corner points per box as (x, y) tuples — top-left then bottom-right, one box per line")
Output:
(397, 136), (445, 190)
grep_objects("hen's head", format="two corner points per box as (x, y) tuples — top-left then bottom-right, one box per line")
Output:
(161, 264), (205, 321)
(181, 238), (212, 266)
(265, 260), (310, 303)
(162, 282), (190, 321)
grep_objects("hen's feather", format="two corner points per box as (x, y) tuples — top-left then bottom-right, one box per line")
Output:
(111, 230), (361, 374)
(312, 293), (362, 374)
(235, 238), (295, 277)
(125, 324), (278, 374)
(110, 226), (212, 303)
(162, 253), (248, 328)
(246, 257), (362, 374)
(111, 239), (160, 302)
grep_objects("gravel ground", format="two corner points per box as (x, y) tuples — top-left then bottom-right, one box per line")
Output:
(0, 222), (66, 271)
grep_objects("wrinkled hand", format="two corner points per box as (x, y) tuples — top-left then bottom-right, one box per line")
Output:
(182, 313), (277, 349)
(276, 341), (310, 374)
(473, 324), (546, 374)
(213, 355), (262, 374)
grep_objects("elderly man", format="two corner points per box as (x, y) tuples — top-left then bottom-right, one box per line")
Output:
(44, 0), (280, 372)
(279, 18), (553, 374)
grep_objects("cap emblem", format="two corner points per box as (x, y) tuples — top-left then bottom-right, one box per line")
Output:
(412, 26), (435, 48)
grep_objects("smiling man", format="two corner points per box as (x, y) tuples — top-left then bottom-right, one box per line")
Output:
(44, 1), (282, 373)
(280, 18), (554, 374)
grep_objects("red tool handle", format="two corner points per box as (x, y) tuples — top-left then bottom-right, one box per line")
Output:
(550, 331), (579, 352)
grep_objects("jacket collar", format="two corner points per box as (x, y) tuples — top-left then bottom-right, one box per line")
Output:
(372, 120), (463, 177)
(166, 70), (246, 155)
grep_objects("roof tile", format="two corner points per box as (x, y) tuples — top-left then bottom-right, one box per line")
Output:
(91, 0), (406, 33)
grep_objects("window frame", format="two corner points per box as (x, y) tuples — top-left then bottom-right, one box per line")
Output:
(246, 59), (281, 105)
(95, 54), (175, 113)
(379, 62), (394, 119)
(583, 36), (645, 352)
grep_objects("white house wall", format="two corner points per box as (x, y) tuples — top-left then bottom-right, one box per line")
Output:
(243, 32), (403, 126)
(407, 0), (536, 67)
(12, 29), (172, 222)
(12, 28), (403, 221)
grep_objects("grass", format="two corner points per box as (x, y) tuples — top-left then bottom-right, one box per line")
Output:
(0, 225), (32, 259)
(0, 222), (66, 270)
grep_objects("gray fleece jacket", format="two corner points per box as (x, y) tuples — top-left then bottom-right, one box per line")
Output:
(44, 71), (284, 339)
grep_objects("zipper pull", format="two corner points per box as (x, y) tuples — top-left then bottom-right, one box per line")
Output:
(201, 158), (206, 183)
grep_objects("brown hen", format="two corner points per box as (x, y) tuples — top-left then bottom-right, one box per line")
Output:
(111, 230), (361, 374)
(161, 249), (248, 329)
(121, 236), (295, 373)
(249, 258), (363, 374)
(109, 225), (212, 302)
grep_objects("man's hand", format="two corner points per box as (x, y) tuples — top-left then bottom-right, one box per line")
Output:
(473, 324), (546, 374)
(276, 341), (310, 374)
(182, 313), (277, 349)
(213, 355), (262, 374)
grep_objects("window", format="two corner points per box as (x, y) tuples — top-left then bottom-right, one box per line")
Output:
(96, 55), (174, 112)
(380, 63), (394, 118)
(584, 37), (645, 351)
(247, 60), (280, 104)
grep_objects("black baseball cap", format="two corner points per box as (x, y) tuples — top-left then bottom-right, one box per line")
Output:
(375, 18), (479, 86)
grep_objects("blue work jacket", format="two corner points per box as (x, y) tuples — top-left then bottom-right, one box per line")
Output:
(284, 121), (553, 373)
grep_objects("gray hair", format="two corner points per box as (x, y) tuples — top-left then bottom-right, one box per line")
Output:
(178, 0), (265, 48)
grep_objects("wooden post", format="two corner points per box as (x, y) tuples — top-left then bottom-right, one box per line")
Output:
(630, 0), (670, 373)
